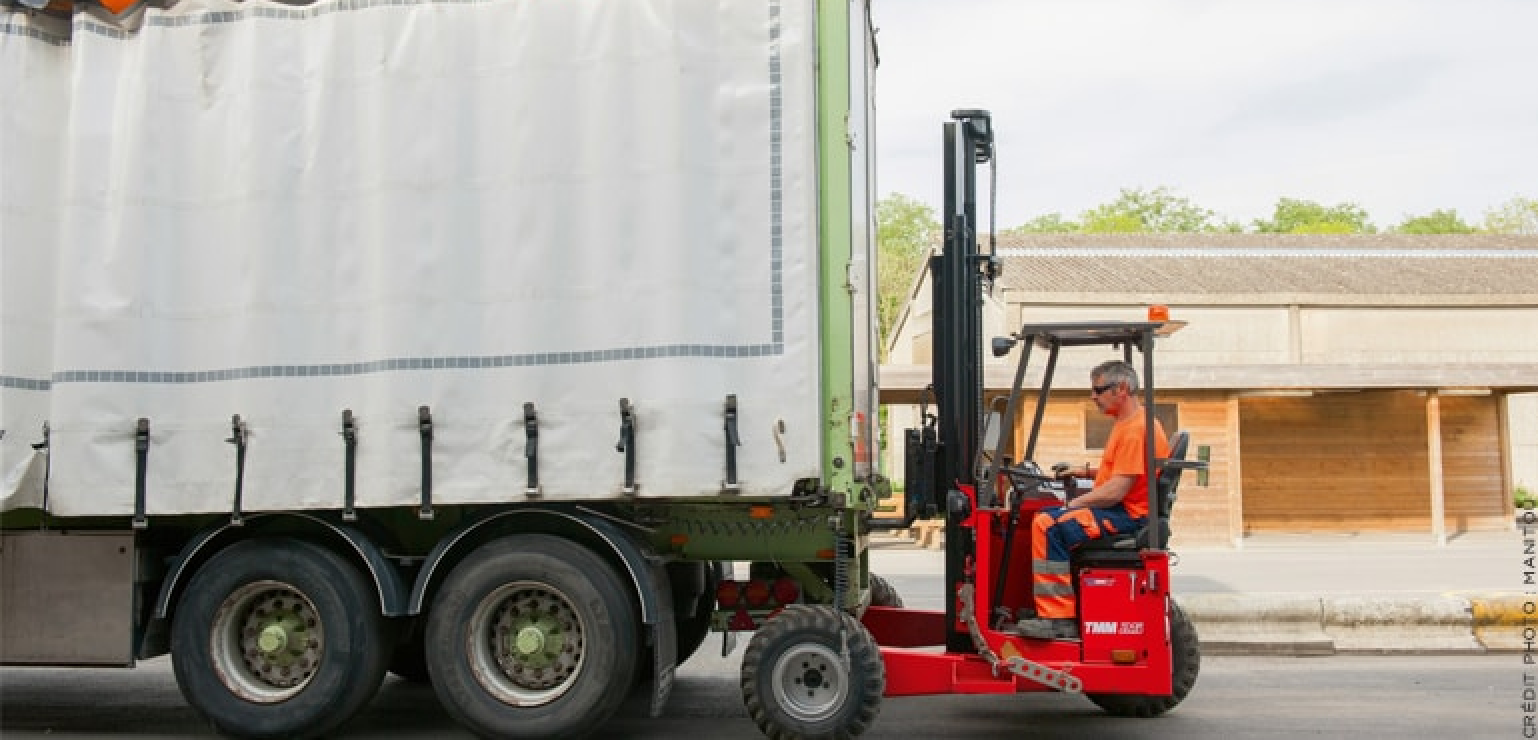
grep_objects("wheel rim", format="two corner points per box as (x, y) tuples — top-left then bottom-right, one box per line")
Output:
(770, 642), (848, 723)
(466, 581), (586, 706)
(209, 580), (324, 703)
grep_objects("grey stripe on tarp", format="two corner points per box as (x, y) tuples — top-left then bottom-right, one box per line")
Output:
(4, 0), (792, 390)
(1, 343), (781, 389)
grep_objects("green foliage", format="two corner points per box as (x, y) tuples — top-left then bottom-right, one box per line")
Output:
(1253, 197), (1377, 234)
(996, 192), (1532, 236)
(1004, 212), (1080, 234)
(875, 193), (940, 352)
(1077, 186), (1221, 233)
(1393, 209), (1475, 234)
(1483, 196), (1538, 235)
(1080, 209), (1148, 233)
(1517, 484), (1537, 510)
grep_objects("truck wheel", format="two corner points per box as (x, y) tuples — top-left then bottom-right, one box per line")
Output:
(170, 538), (388, 740)
(868, 574), (903, 608)
(425, 534), (638, 739)
(741, 605), (885, 740)
(1086, 600), (1201, 717)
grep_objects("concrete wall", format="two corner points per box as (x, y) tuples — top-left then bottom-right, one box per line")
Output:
(1300, 307), (1538, 364)
(1512, 394), (1538, 495)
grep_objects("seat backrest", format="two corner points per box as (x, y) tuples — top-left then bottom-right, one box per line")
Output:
(1155, 430), (1190, 519)
(1135, 430), (1189, 549)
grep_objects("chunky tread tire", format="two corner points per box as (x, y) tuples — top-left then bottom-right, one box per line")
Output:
(1086, 601), (1201, 717)
(170, 537), (389, 740)
(741, 605), (885, 740)
(425, 534), (638, 740)
(867, 574), (903, 608)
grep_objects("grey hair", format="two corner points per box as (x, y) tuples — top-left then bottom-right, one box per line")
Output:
(1092, 360), (1139, 393)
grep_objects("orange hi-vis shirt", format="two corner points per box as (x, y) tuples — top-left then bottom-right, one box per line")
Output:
(1094, 410), (1170, 520)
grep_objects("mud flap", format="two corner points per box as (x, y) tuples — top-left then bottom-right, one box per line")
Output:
(648, 560), (677, 718)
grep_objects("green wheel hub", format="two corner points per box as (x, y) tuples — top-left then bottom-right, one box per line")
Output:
(470, 581), (587, 705)
(210, 581), (325, 703)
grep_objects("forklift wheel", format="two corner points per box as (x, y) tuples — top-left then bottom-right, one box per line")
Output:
(741, 605), (885, 739)
(1087, 601), (1200, 717)
(868, 574), (903, 608)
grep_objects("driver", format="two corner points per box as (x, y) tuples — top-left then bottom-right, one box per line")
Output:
(1016, 360), (1169, 640)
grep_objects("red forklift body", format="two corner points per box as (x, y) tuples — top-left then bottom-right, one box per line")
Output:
(864, 489), (1174, 698)
(864, 110), (1200, 715)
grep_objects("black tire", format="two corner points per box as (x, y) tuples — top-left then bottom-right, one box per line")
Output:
(170, 537), (389, 740)
(741, 605), (885, 740)
(1086, 600), (1201, 717)
(388, 625), (431, 684)
(425, 534), (639, 739)
(868, 574), (903, 608)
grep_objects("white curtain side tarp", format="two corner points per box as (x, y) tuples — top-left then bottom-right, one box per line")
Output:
(0, 0), (824, 515)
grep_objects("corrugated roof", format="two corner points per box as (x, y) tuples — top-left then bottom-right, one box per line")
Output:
(990, 233), (1538, 298)
(878, 362), (1538, 399)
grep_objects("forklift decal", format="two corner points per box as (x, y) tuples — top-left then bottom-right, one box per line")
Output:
(1084, 621), (1146, 636)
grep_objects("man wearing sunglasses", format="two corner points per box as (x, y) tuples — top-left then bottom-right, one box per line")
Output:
(1016, 360), (1171, 640)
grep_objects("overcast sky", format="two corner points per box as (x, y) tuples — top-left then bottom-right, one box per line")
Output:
(870, 0), (1538, 230)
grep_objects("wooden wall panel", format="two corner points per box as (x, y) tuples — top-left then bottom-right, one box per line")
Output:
(1241, 391), (1431, 533)
(1000, 389), (1509, 542)
(1009, 392), (1237, 546)
(1439, 395), (1507, 531)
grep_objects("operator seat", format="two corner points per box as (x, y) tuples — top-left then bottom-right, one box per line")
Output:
(1075, 430), (1191, 556)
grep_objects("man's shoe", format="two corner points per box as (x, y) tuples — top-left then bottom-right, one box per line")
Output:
(1015, 617), (1079, 640)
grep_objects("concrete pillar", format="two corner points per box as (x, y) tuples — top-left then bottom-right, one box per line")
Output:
(1499, 392), (1515, 531)
(1426, 391), (1446, 547)
(1227, 394), (1245, 549)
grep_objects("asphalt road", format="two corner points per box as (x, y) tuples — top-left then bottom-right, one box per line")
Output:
(0, 652), (1515, 739)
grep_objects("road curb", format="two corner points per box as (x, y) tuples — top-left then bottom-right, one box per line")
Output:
(1177, 591), (1527, 655)
(1323, 595), (1480, 653)
(1177, 594), (1333, 656)
(1467, 592), (1537, 651)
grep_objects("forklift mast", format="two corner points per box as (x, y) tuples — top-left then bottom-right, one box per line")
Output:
(930, 109), (996, 652)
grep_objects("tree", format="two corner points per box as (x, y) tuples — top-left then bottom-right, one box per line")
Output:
(1393, 209), (1474, 234)
(1004, 212), (1080, 234)
(1253, 198), (1376, 234)
(1076, 186), (1221, 233)
(875, 193), (940, 351)
(1483, 196), (1538, 235)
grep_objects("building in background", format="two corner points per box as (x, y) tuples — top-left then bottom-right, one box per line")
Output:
(881, 233), (1538, 547)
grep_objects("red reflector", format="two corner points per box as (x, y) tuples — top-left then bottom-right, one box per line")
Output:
(772, 576), (799, 605)
(744, 579), (771, 607)
(729, 609), (756, 631)
(716, 580), (741, 608)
